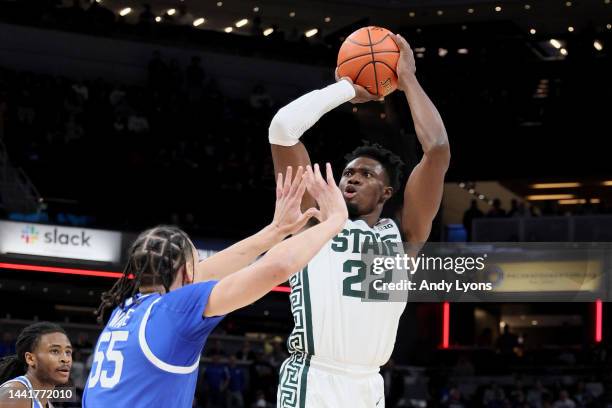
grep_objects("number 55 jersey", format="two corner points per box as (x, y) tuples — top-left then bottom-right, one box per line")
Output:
(83, 282), (223, 408)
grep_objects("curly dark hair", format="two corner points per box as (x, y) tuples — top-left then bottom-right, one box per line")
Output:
(344, 141), (405, 193)
(95, 225), (194, 323)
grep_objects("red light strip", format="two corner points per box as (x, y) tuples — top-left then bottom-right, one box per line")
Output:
(596, 299), (602, 343)
(442, 302), (450, 349)
(0, 262), (290, 293)
(0, 262), (123, 278)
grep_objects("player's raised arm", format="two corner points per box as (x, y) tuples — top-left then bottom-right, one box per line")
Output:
(269, 78), (374, 210)
(395, 34), (451, 243)
(204, 163), (347, 317)
(195, 166), (317, 282)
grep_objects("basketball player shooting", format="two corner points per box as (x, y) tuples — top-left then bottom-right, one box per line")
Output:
(269, 34), (450, 407)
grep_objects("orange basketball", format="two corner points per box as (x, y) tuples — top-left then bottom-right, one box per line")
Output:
(337, 26), (400, 97)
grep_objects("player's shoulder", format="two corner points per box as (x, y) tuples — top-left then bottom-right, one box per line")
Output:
(159, 281), (218, 311)
(374, 218), (400, 232)
(0, 380), (29, 405)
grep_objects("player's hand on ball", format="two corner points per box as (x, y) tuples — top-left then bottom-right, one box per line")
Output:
(334, 69), (380, 104)
(394, 34), (416, 91)
(303, 163), (348, 225)
(272, 166), (319, 236)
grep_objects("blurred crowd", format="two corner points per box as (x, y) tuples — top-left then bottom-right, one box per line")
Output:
(462, 198), (612, 241)
(437, 378), (606, 408)
(0, 51), (359, 236)
(0, 0), (608, 239)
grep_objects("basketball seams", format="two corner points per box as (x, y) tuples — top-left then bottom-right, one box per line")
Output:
(376, 60), (398, 77)
(337, 50), (400, 67)
(370, 33), (398, 47)
(353, 61), (373, 88)
(339, 27), (399, 96)
(366, 28), (380, 96)
(346, 37), (370, 47)
(346, 33), (399, 48)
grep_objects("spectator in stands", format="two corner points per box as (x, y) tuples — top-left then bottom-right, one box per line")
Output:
(251, 390), (272, 408)
(483, 383), (507, 408)
(528, 380), (551, 408)
(204, 354), (230, 408)
(72, 80), (89, 102)
(507, 199), (519, 217)
(513, 390), (530, 408)
(249, 352), (275, 403)
(206, 339), (227, 358)
(442, 387), (466, 408)
(236, 340), (256, 362)
(553, 390), (576, 408)
(512, 201), (531, 218)
(487, 198), (507, 217)
(267, 341), (287, 369)
(463, 199), (483, 241)
(227, 355), (246, 408)
(127, 111), (150, 134)
(573, 381), (594, 408)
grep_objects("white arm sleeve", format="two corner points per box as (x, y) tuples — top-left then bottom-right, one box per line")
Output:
(268, 80), (356, 147)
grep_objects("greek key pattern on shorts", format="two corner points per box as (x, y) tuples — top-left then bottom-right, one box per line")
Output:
(287, 269), (306, 354)
(286, 267), (314, 355)
(278, 352), (311, 408)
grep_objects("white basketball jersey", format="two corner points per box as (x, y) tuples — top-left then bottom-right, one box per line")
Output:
(286, 218), (407, 371)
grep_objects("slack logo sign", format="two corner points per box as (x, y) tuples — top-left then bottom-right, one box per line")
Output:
(43, 228), (92, 247)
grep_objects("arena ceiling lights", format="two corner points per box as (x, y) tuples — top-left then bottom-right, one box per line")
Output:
(530, 182), (582, 189)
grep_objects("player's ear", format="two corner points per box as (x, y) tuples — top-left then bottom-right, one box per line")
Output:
(381, 185), (394, 203)
(180, 263), (194, 286)
(25, 351), (36, 369)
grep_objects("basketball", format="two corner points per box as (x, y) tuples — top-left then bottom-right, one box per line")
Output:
(337, 26), (400, 97)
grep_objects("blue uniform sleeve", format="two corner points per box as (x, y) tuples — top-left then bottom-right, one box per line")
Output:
(156, 281), (224, 340)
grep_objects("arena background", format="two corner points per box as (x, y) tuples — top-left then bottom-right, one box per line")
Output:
(0, 0), (610, 406)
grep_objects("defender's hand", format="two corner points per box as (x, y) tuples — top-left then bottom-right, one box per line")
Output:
(272, 166), (318, 236)
(303, 163), (348, 226)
